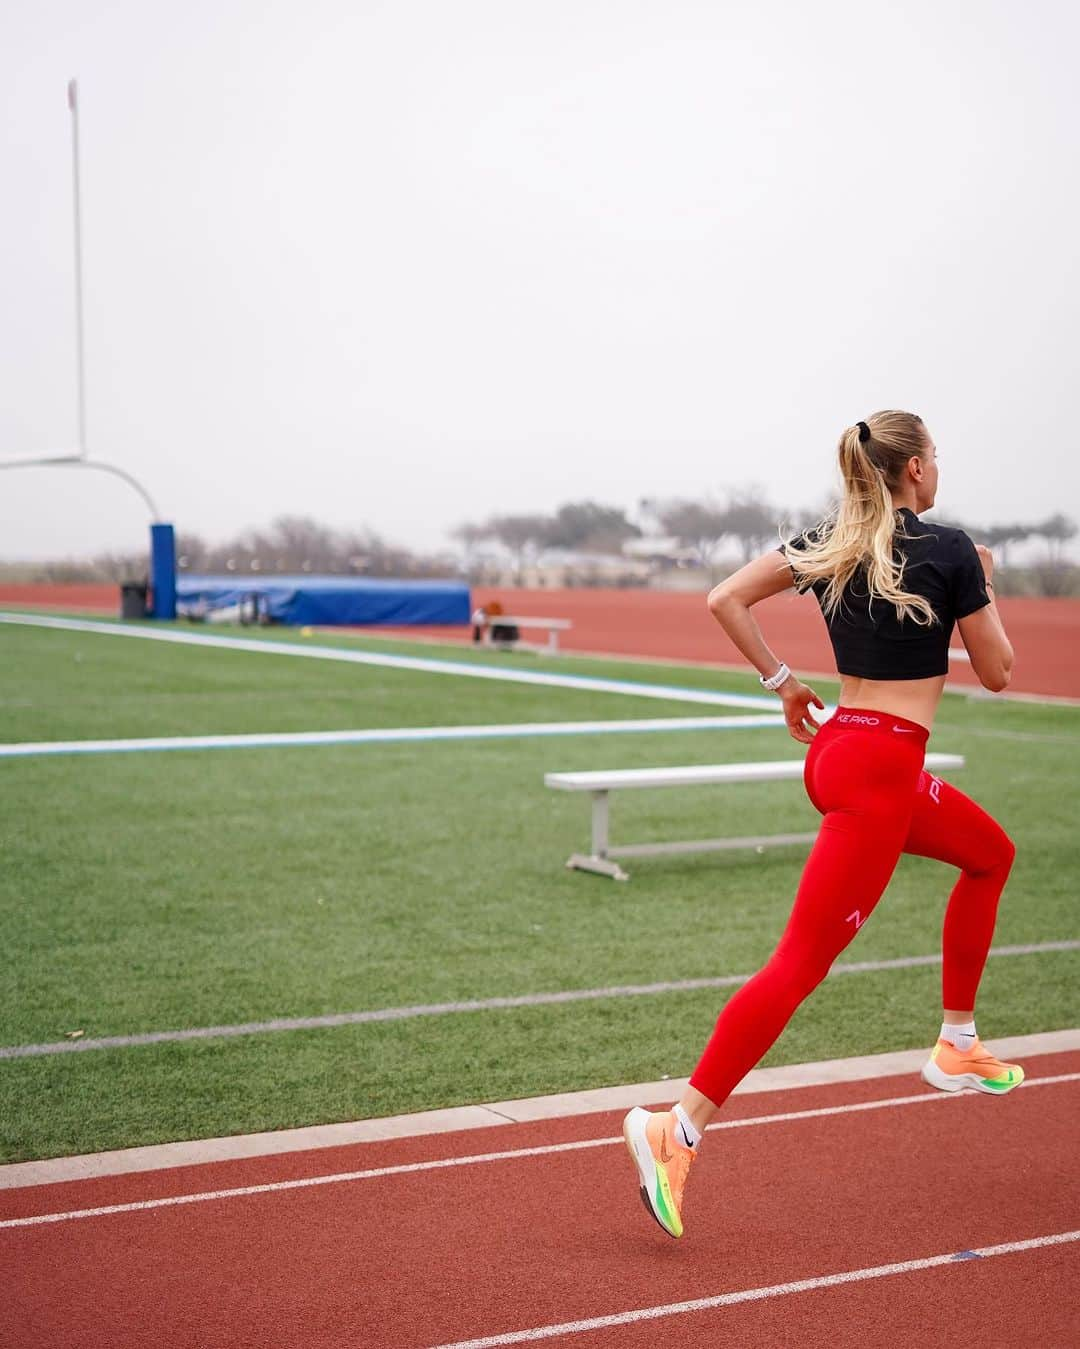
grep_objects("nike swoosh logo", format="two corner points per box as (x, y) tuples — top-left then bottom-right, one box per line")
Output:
(892, 727), (916, 733)
(659, 1132), (673, 1164)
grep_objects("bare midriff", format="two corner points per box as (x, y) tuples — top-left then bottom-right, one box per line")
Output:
(835, 673), (947, 734)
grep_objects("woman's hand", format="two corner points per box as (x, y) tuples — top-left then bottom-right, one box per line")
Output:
(779, 677), (825, 743)
(975, 544), (994, 584)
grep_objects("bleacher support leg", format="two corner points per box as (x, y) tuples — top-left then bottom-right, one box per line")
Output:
(564, 791), (630, 880)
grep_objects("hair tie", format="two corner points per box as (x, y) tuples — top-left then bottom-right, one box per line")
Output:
(857, 421), (871, 444)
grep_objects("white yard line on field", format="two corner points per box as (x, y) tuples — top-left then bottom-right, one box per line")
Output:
(0, 713), (785, 758)
(2, 941), (1075, 1063)
(0, 612), (778, 710)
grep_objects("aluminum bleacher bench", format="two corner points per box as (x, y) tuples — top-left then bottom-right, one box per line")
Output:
(488, 616), (572, 652)
(544, 753), (966, 880)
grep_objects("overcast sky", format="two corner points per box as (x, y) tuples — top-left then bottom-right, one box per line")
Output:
(2, 1), (1078, 562)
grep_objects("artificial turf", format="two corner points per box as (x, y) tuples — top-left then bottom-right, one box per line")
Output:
(1, 615), (1077, 1162)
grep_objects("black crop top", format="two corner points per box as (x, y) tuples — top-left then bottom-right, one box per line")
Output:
(779, 508), (990, 680)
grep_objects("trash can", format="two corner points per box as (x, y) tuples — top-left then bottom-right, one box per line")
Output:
(120, 581), (149, 620)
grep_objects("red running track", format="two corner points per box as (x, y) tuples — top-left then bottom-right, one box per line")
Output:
(425, 586), (1080, 703)
(3, 583), (1079, 699)
(3, 1051), (1078, 1349)
(4, 583), (1080, 702)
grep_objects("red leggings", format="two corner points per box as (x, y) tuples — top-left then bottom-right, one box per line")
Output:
(688, 708), (1015, 1108)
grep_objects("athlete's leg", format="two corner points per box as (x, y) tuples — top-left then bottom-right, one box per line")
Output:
(903, 770), (1016, 1014)
(682, 727), (924, 1127)
(626, 720), (925, 1239)
(903, 772), (1022, 1095)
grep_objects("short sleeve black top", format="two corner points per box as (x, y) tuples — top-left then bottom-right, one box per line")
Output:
(779, 508), (990, 679)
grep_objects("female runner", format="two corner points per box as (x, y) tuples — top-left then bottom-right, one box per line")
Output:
(624, 410), (1021, 1239)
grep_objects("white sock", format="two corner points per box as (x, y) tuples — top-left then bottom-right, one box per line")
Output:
(672, 1103), (701, 1151)
(940, 1020), (977, 1052)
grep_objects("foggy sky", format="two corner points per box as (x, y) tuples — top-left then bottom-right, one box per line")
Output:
(2, 0), (1078, 561)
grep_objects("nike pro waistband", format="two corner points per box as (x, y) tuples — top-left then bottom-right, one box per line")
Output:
(825, 707), (930, 744)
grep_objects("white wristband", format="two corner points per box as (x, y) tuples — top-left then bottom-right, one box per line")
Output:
(759, 662), (791, 692)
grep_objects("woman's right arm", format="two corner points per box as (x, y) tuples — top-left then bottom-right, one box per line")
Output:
(957, 545), (1014, 693)
(706, 552), (797, 677)
(708, 551), (825, 743)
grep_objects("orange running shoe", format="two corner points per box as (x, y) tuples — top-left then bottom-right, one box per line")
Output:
(622, 1107), (695, 1239)
(921, 1038), (1024, 1095)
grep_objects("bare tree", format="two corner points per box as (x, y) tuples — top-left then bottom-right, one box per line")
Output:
(1036, 512), (1078, 563)
(981, 521), (1032, 567)
(544, 501), (640, 553)
(654, 499), (730, 580)
(172, 515), (447, 578)
(449, 521), (494, 576)
(724, 489), (781, 562)
(1030, 513), (1078, 595)
(486, 514), (551, 580)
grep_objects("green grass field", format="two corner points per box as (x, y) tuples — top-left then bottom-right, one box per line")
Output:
(1, 613), (1077, 1163)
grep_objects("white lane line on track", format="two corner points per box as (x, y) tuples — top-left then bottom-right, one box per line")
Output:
(7, 1032), (1074, 1189)
(0, 713), (785, 759)
(0, 612), (778, 711)
(3, 941), (1076, 1061)
(430, 1229), (1080, 1348)
(2, 1073), (1076, 1231)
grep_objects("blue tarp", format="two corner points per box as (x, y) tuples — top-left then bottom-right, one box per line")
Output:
(176, 575), (471, 627)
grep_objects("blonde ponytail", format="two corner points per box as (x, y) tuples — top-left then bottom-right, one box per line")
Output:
(787, 411), (937, 626)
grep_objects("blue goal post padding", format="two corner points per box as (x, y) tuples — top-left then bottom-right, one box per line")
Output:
(150, 523), (177, 620)
(175, 575), (471, 626)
